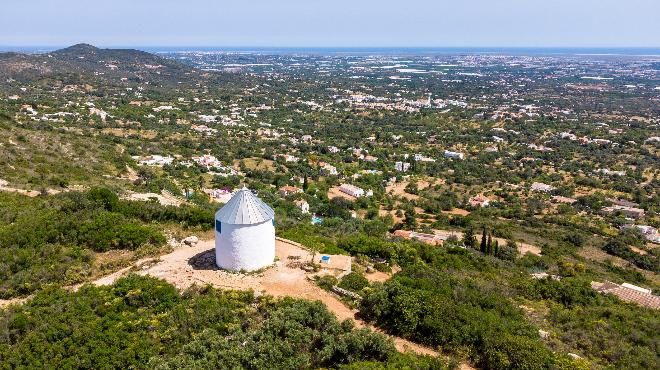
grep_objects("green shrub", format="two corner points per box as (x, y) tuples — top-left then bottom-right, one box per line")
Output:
(79, 212), (164, 251)
(316, 275), (338, 290)
(339, 272), (369, 292)
(496, 242), (519, 261)
(338, 236), (397, 259)
(373, 262), (392, 273)
(481, 333), (554, 370)
(0, 276), (412, 369)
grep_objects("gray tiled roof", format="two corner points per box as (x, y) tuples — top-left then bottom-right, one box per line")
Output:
(215, 187), (275, 225)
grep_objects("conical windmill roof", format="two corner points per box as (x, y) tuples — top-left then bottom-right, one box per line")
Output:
(215, 187), (275, 225)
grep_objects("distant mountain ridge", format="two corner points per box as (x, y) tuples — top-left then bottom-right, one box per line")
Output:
(52, 43), (101, 55)
(0, 43), (196, 87)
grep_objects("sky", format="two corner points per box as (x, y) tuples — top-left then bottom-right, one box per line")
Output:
(1, 0), (659, 48)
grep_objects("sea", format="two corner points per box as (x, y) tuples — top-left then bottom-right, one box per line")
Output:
(2, 46), (660, 57)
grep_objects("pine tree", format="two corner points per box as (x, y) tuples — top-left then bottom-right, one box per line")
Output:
(463, 227), (476, 248)
(480, 228), (487, 252)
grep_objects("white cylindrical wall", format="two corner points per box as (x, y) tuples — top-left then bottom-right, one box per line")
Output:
(215, 219), (275, 271)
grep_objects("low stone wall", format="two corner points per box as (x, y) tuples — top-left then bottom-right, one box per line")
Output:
(275, 236), (305, 249)
(331, 286), (362, 300)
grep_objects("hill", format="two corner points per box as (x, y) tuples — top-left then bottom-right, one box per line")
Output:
(0, 43), (196, 87)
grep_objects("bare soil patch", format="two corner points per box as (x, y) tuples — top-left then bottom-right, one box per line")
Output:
(386, 181), (420, 200)
(379, 208), (404, 224)
(441, 208), (471, 216)
(365, 271), (391, 283)
(233, 158), (276, 172)
(101, 128), (157, 139)
(87, 238), (442, 357)
(122, 190), (183, 206)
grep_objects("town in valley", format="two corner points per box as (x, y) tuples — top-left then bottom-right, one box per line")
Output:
(0, 4), (659, 370)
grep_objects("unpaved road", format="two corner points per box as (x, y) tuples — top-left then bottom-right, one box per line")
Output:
(92, 239), (442, 357)
(1, 238), (473, 367)
(432, 229), (542, 256)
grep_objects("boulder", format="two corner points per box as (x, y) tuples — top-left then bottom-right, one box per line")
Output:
(182, 236), (199, 246)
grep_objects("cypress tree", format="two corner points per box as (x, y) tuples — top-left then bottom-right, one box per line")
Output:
(487, 234), (493, 255)
(480, 228), (487, 252)
(494, 240), (500, 257)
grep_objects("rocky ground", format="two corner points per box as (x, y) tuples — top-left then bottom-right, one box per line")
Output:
(1, 237), (474, 366)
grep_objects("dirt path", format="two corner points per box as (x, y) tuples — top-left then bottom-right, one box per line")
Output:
(433, 229), (542, 256)
(0, 297), (29, 308)
(121, 190), (184, 207)
(119, 239), (445, 358)
(0, 183), (61, 197)
(0, 238), (473, 367)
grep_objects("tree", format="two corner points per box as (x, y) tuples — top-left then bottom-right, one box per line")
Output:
(405, 181), (418, 195)
(482, 333), (554, 370)
(181, 178), (196, 198)
(497, 240), (519, 261)
(480, 228), (488, 253)
(487, 234), (493, 255)
(403, 208), (418, 229)
(339, 272), (369, 292)
(463, 227), (476, 248)
(137, 166), (155, 187)
(88, 187), (119, 211)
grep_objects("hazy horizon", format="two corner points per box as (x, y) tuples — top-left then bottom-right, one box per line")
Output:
(3, 45), (660, 57)
(1, 0), (659, 48)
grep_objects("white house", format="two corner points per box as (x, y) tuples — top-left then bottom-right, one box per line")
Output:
(134, 155), (174, 166)
(278, 185), (302, 197)
(444, 150), (465, 160)
(320, 162), (338, 176)
(193, 154), (223, 169)
(281, 154), (299, 163)
(414, 154), (436, 162)
(560, 132), (577, 141)
(596, 168), (626, 177)
(153, 105), (178, 112)
(531, 182), (555, 193)
(395, 161), (410, 172)
(339, 183), (365, 198)
(469, 195), (490, 208)
(295, 199), (310, 214)
(215, 187), (276, 271)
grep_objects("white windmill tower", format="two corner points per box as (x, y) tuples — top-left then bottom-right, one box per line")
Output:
(214, 187), (276, 271)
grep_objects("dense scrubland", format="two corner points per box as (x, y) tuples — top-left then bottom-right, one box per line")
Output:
(0, 275), (451, 369)
(0, 189), (213, 298)
(0, 46), (658, 369)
